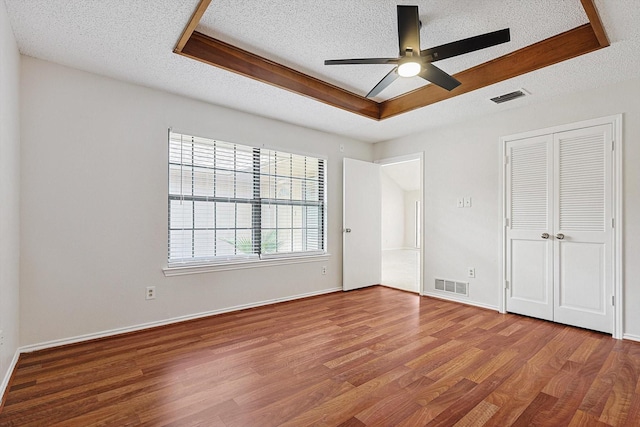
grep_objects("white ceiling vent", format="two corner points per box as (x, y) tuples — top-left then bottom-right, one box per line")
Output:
(435, 278), (469, 297)
(490, 89), (530, 104)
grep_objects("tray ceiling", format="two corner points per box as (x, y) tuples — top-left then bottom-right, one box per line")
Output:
(176, 0), (608, 120)
(196, 0), (589, 100)
(5, 0), (640, 142)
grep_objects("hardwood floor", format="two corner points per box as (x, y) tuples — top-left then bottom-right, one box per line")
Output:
(1, 286), (639, 426)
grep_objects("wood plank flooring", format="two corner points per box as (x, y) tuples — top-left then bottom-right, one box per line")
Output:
(1, 286), (639, 426)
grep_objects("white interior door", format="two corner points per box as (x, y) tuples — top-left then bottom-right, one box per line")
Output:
(553, 125), (613, 333)
(343, 158), (381, 291)
(506, 135), (554, 321)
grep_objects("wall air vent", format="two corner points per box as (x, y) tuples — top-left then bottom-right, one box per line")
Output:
(435, 278), (469, 297)
(490, 89), (529, 104)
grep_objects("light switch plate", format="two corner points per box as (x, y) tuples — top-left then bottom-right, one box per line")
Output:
(464, 197), (472, 207)
(457, 198), (464, 208)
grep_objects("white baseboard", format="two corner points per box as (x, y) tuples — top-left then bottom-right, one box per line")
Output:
(421, 291), (499, 312)
(1, 349), (21, 407)
(20, 287), (342, 354)
(623, 333), (640, 343)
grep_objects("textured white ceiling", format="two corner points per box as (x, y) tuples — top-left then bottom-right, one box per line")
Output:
(198, 0), (587, 100)
(5, 1), (640, 143)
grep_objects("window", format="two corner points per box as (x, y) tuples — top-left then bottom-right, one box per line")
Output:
(168, 131), (325, 266)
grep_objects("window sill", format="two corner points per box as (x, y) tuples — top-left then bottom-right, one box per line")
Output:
(163, 253), (331, 277)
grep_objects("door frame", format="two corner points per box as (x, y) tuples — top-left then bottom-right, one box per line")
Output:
(376, 153), (425, 295)
(500, 115), (623, 339)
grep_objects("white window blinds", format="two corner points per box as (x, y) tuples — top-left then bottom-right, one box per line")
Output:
(168, 131), (325, 265)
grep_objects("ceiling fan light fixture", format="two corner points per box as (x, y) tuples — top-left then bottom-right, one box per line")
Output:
(324, 6), (511, 97)
(397, 61), (421, 77)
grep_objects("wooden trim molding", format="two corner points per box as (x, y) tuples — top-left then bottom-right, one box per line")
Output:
(174, 0), (212, 53)
(179, 32), (379, 119)
(380, 24), (602, 119)
(174, 0), (609, 121)
(580, 0), (610, 47)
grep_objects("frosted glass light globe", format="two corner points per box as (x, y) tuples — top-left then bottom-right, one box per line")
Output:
(397, 61), (421, 77)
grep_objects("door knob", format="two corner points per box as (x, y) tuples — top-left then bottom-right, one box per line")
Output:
(344, 228), (351, 233)
(541, 233), (549, 239)
(556, 233), (565, 240)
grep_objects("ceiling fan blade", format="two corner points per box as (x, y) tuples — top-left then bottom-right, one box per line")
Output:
(324, 58), (399, 65)
(418, 63), (461, 91)
(397, 5), (421, 55)
(421, 28), (511, 62)
(367, 67), (400, 98)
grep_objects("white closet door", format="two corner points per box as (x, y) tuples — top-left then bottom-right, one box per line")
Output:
(505, 135), (554, 321)
(553, 125), (613, 333)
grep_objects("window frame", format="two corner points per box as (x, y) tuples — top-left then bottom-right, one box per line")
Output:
(165, 131), (328, 273)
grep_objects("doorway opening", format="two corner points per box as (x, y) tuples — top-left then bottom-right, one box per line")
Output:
(379, 156), (423, 294)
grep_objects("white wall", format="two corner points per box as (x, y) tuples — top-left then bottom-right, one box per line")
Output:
(19, 57), (373, 346)
(0, 0), (21, 394)
(14, 53), (640, 350)
(373, 77), (640, 335)
(381, 170), (404, 250)
(404, 190), (420, 248)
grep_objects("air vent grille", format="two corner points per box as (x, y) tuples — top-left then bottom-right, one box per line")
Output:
(490, 90), (527, 104)
(435, 278), (469, 297)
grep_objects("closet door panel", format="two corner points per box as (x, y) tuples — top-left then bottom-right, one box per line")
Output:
(558, 241), (605, 311)
(505, 135), (554, 321)
(553, 124), (612, 333)
(510, 240), (551, 303)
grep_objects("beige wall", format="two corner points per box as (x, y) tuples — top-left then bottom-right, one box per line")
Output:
(0, 0), (21, 391)
(374, 77), (640, 336)
(19, 57), (372, 346)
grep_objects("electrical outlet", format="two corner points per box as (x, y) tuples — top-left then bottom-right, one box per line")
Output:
(457, 198), (464, 208)
(464, 197), (472, 207)
(0, 329), (4, 348)
(468, 268), (476, 278)
(339, 144), (344, 152)
(146, 286), (156, 300)
(321, 266), (327, 275)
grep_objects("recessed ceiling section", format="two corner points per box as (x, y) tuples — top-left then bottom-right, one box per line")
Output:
(5, 1), (636, 144)
(177, 0), (608, 121)
(196, 1), (589, 101)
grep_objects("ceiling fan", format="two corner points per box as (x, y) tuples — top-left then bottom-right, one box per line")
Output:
(325, 5), (511, 98)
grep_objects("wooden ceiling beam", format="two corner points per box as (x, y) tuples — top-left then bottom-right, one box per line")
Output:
(178, 32), (380, 119)
(379, 24), (603, 120)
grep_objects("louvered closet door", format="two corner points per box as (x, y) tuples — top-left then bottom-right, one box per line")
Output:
(505, 135), (554, 321)
(553, 125), (612, 333)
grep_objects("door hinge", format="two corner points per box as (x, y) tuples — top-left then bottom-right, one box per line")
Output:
(505, 280), (510, 289)
(504, 155), (509, 165)
(504, 218), (509, 227)
(612, 218), (615, 228)
(612, 295), (615, 306)
(611, 140), (615, 151)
